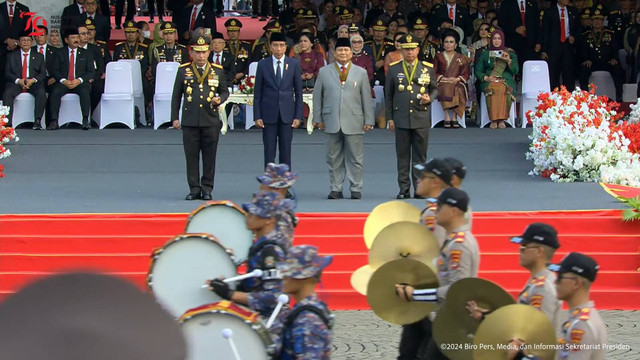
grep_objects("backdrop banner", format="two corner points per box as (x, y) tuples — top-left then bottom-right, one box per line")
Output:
(21, 0), (71, 33)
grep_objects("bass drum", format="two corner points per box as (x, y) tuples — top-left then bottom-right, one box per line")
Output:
(185, 200), (254, 265)
(147, 234), (238, 318)
(180, 301), (274, 360)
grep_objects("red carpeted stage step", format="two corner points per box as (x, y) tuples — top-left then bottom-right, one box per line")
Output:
(1, 210), (639, 309)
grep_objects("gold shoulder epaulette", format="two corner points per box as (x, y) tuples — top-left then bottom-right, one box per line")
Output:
(241, 40), (251, 44)
(96, 40), (106, 44)
(385, 41), (394, 45)
(212, 63), (224, 69)
(252, 39), (264, 51)
(179, 62), (191, 68)
(389, 60), (401, 66)
(582, 30), (590, 35)
(422, 61), (433, 67)
(177, 44), (187, 48)
(139, 43), (148, 48)
(116, 41), (125, 45)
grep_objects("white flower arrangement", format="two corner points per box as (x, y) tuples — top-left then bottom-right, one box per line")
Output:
(526, 88), (640, 186)
(0, 105), (18, 176)
(627, 98), (640, 124)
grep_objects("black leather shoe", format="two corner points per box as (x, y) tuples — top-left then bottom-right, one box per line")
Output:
(351, 192), (362, 199)
(33, 120), (43, 130)
(414, 194), (425, 199)
(327, 191), (343, 199)
(202, 193), (212, 201)
(47, 121), (59, 130)
(185, 192), (201, 200)
(396, 192), (410, 199)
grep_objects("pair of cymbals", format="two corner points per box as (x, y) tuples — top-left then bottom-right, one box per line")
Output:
(432, 278), (515, 360)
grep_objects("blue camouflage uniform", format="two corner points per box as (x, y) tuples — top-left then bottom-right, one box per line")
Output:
(272, 245), (334, 360)
(257, 163), (298, 246)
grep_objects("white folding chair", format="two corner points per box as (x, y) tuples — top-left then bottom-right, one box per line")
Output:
(373, 85), (385, 117)
(11, 93), (46, 128)
(520, 61), (550, 128)
(480, 93), (516, 128)
(245, 61), (258, 130)
(118, 59), (145, 121)
(58, 94), (83, 127)
(99, 61), (135, 129)
(431, 99), (466, 128)
(622, 83), (638, 103)
(589, 71), (616, 100)
(153, 62), (179, 129)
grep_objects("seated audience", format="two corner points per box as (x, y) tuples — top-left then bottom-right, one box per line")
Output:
(435, 29), (470, 128)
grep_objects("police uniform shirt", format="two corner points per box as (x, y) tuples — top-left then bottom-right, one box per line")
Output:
(171, 63), (229, 127)
(421, 201), (473, 246)
(419, 39), (439, 62)
(517, 268), (562, 332)
(435, 226), (480, 301)
(153, 43), (188, 65)
(225, 40), (252, 75)
(94, 40), (112, 64)
(113, 41), (149, 72)
(557, 301), (607, 360)
(580, 29), (617, 65)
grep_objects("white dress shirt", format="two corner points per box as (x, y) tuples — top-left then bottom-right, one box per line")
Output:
(272, 55), (285, 76)
(15, 50), (30, 83)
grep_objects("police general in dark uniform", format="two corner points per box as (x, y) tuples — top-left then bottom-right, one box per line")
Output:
(385, 34), (438, 199)
(579, 6), (622, 101)
(366, 19), (395, 86)
(224, 18), (253, 84)
(151, 22), (189, 76)
(171, 35), (229, 201)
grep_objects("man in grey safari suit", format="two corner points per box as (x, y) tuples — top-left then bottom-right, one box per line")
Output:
(385, 33), (437, 200)
(313, 37), (374, 200)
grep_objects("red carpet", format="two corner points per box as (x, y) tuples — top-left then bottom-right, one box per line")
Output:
(1, 210), (639, 309)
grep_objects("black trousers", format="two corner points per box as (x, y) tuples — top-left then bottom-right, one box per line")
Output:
(49, 83), (91, 123)
(398, 317), (449, 360)
(182, 125), (221, 194)
(115, 0), (136, 26)
(3, 83), (46, 123)
(548, 43), (576, 91)
(395, 127), (429, 195)
(262, 116), (293, 169)
(100, 0), (111, 17)
(579, 62), (623, 101)
(148, 0), (164, 18)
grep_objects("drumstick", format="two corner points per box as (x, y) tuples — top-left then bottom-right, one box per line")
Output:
(222, 328), (242, 360)
(266, 294), (289, 329)
(200, 269), (264, 288)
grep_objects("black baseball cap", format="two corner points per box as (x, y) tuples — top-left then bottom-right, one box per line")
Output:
(415, 158), (453, 185)
(428, 188), (469, 212)
(444, 157), (466, 179)
(510, 223), (560, 249)
(548, 252), (599, 282)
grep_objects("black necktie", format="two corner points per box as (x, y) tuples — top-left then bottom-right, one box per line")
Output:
(276, 60), (282, 84)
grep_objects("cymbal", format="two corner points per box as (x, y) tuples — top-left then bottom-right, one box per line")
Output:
(473, 304), (557, 360)
(369, 221), (439, 269)
(350, 264), (375, 295)
(433, 278), (515, 360)
(367, 258), (439, 325)
(363, 201), (421, 249)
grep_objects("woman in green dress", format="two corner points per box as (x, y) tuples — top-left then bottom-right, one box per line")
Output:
(475, 28), (518, 129)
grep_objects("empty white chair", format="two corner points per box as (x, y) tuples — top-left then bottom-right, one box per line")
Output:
(118, 59), (145, 122)
(58, 94), (83, 127)
(520, 60), (550, 128)
(431, 99), (466, 128)
(99, 61), (135, 129)
(11, 93), (46, 128)
(480, 93), (516, 128)
(589, 71), (616, 100)
(153, 62), (179, 129)
(622, 83), (638, 103)
(245, 61), (258, 130)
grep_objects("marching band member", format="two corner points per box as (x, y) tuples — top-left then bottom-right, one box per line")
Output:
(257, 163), (299, 246)
(274, 245), (333, 359)
(395, 187), (480, 360)
(415, 158), (454, 241)
(208, 191), (293, 318)
(443, 157), (466, 189)
(467, 223), (562, 332)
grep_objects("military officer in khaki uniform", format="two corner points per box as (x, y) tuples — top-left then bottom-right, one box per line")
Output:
(171, 36), (229, 201)
(366, 19), (395, 86)
(385, 34), (438, 200)
(224, 18), (253, 85)
(396, 188), (480, 360)
(467, 223), (562, 332)
(508, 252), (607, 360)
(578, 6), (622, 101)
(114, 21), (152, 125)
(151, 22), (189, 76)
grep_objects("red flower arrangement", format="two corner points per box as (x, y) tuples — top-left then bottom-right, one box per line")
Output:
(238, 75), (255, 94)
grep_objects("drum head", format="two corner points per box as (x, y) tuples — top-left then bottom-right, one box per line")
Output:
(185, 201), (254, 264)
(181, 311), (272, 360)
(148, 235), (238, 318)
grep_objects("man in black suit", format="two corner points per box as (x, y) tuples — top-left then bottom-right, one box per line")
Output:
(61, 0), (86, 34)
(432, 0), (473, 42)
(0, 0), (29, 97)
(3, 31), (46, 129)
(115, 0), (135, 29)
(47, 29), (95, 130)
(541, 0), (580, 91)
(177, 0), (216, 45)
(499, 0), (541, 68)
(99, 0), (110, 20)
(171, 35), (229, 201)
(78, 20), (105, 115)
(32, 26), (58, 129)
(81, 0), (111, 42)
(209, 32), (236, 83)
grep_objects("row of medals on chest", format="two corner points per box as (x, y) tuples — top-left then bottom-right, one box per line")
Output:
(184, 67), (219, 103)
(398, 68), (431, 96)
